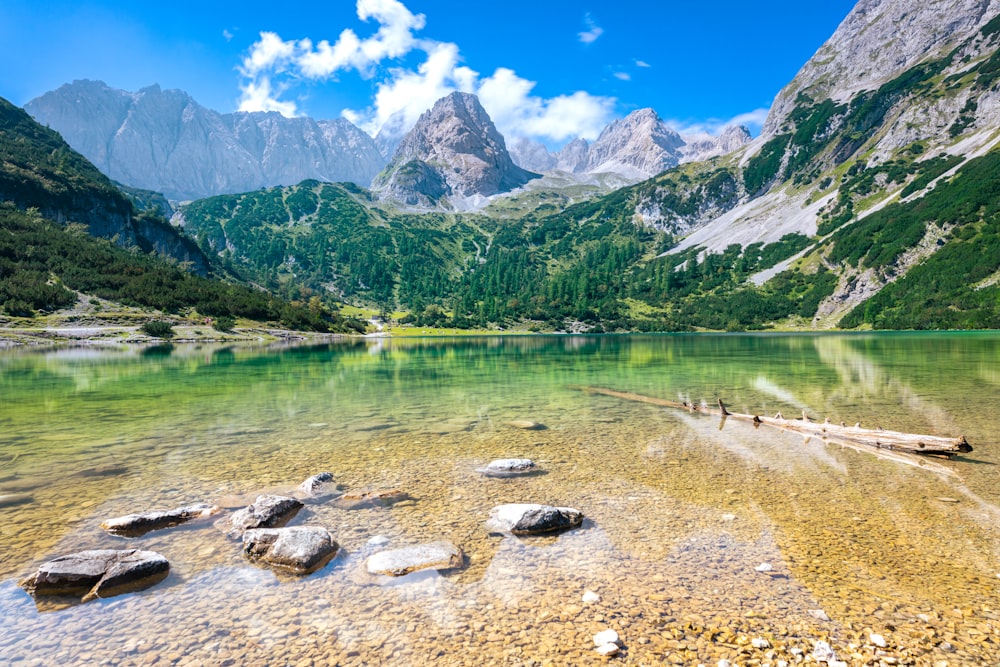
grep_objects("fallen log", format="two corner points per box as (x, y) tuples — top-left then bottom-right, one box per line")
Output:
(576, 386), (972, 457)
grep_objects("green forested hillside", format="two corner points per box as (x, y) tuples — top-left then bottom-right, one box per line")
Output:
(0, 203), (346, 331)
(181, 178), (829, 331)
(0, 96), (363, 332)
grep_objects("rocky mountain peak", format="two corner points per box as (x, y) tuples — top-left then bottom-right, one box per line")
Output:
(764, 0), (1000, 136)
(585, 108), (684, 178)
(372, 92), (537, 206)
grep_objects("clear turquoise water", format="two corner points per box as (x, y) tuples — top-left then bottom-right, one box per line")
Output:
(1, 334), (999, 665)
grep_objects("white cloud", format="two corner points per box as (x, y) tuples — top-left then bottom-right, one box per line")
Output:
(478, 69), (613, 141)
(635, 59), (651, 68)
(223, 29), (234, 42)
(358, 41), (478, 134)
(241, 31), (298, 77)
(666, 107), (770, 137)
(578, 13), (604, 44)
(238, 0), (618, 143)
(613, 72), (631, 81)
(238, 76), (299, 116)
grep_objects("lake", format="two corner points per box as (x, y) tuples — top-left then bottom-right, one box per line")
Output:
(1, 333), (999, 666)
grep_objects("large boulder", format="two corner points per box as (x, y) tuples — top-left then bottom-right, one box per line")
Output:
(486, 504), (584, 535)
(242, 526), (339, 575)
(476, 458), (538, 477)
(20, 549), (169, 602)
(366, 541), (464, 576)
(229, 495), (303, 534)
(298, 472), (340, 498)
(101, 503), (220, 537)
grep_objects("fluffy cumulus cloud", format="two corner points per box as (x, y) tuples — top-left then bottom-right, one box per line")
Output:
(238, 0), (617, 143)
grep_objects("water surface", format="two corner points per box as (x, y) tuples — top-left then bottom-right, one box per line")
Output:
(2, 334), (999, 665)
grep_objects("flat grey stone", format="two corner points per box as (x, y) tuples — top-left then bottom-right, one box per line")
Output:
(366, 541), (463, 576)
(476, 458), (538, 477)
(101, 503), (220, 537)
(20, 549), (169, 602)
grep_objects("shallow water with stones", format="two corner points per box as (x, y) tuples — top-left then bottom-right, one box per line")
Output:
(1, 333), (999, 666)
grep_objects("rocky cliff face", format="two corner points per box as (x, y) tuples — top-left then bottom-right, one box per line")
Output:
(372, 92), (538, 207)
(764, 0), (1000, 136)
(676, 0), (1000, 256)
(25, 81), (386, 201)
(680, 126), (754, 163)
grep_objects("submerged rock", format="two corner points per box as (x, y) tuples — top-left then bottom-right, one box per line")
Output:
(0, 493), (33, 508)
(20, 549), (169, 602)
(101, 503), (220, 537)
(298, 472), (340, 498)
(76, 465), (128, 478)
(366, 541), (463, 576)
(243, 526), (339, 575)
(476, 458), (538, 477)
(334, 489), (410, 510)
(508, 420), (546, 430)
(229, 495), (303, 534)
(486, 503), (584, 535)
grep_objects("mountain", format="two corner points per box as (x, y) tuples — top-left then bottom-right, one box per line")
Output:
(0, 95), (357, 331)
(0, 96), (210, 274)
(25, 80), (386, 201)
(584, 109), (686, 178)
(371, 92), (538, 207)
(508, 111), (752, 181)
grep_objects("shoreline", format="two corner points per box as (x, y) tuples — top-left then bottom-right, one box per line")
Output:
(0, 324), (350, 349)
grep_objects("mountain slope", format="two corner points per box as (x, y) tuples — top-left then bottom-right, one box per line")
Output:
(0, 97), (358, 330)
(0, 96), (210, 274)
(25, 80), (386, 201)
(179, 180), (493, 310)
(371, 92), (538, 207)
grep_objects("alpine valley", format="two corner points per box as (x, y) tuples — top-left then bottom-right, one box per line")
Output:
(6, 0), (1000, 334)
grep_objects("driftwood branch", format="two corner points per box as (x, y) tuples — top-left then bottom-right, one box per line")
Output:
(576, 386), (971, 457)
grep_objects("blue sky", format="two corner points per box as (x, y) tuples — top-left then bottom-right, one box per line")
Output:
(0, 0), (857, 144)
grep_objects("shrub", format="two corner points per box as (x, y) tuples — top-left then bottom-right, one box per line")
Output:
(212, 315), (236, 333)
(141, 320), (175, 338)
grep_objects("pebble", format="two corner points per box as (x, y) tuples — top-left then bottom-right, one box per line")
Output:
(367, 535), (390, 547)
(594, 643), (619, 657)
(582, 590), (601, 604)
(870, 633), (887, 648)
(754, 563), (773, 572)
(717, 660), (732, 667)
(936, 497), (960, 503)
(593, 629), (620, 647)
(751, 637), (770, 649)
(720, 514), (737, 521)
(808, 609), (831, 621)
(812, 640), (836, 663)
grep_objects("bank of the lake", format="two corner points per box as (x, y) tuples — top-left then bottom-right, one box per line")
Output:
(2, 333), (999, 666)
